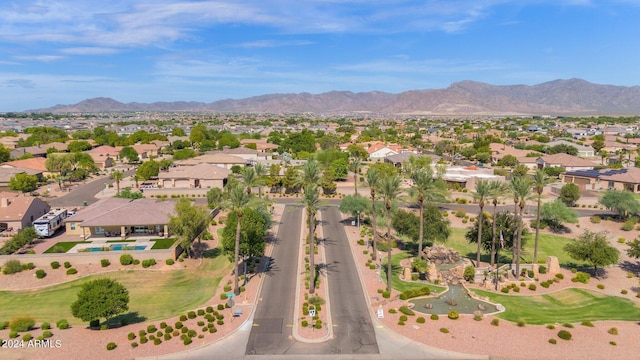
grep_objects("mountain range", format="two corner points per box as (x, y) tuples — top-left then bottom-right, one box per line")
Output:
(31, 79), (640, 116)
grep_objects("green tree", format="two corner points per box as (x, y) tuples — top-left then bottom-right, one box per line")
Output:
(497, 154), (518, 167)
(472, 179), (491, 267)
(319, 166), (337, 195)
(67, 140), (92, 152)
(379, 175), (402, 293)
(225, 182), (250, 294)
(0, 146), (12, 163)
(599, 189), (640, 219)
(136, 160), (160, 181)
(410, 167), (447, 259)
(172, 149), (197, 160)
(512, 164), (529, 177)
(365, 168), (381, 261)
(282, 166), (301, 194)
(114, 187), (143, 199)
(625, 238), (640, 258)
(532, 169), (551, 263)
(168, 198), (210, 258)
(8, 173), (38, 193)
(70, 279), (129, 326)
(221, 208), (268, 273)
(563, 230), (620, 275)
(301, 184), (320, 294)
(45, 153), (73, 190)
(171, 128), (186, 136)
(119, 146), (139, 163)
(330, 158), (348, 180)
(347, 144), (368, 160)
(206, 187), (224, 209)
(368, 162), (398, 179)
(266, 163), (282, 193)
(540, 200), (579, 232)
(110, 170), (125, 196)
(339, 194), (368, 220)
(189, 124), (210, 147)
(466, 211), (522, 255)
(217, 132), (240, 149)
(254, 163), (267, 198)
(559, 183), (581, 207)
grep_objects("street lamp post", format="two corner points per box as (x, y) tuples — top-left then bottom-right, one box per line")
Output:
(357, 210), (360, 229)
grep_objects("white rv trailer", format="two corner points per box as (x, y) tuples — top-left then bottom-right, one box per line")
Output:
(33, 208), (68, 237)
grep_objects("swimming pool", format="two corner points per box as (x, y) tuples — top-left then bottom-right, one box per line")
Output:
(83, 244), (148, 252)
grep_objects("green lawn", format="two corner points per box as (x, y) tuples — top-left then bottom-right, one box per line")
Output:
(0, 248), (230, 325)
(150, 238), (177, 249)
(473, 288), (640, 324)
(43, 241), (87, 253)
(446, 226), (589, 267)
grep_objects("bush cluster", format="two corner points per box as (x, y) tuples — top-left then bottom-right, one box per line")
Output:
(35, 269), (47, 279)
(557, 330), (572, 340)
(50, 261), (60, 269)
(399, 286), (432, 300)
(571, 272), (590, 284)
(120, 254), (134, 265)
(9, 316), (36, 332)
(398, 306), (415, 316)
(447, 311), (459, 320)
(141, 259), (156, 268)
(66, 268), (78, 275)
(538, 265), (547, 274)
(100, 259), (110, 267)
(2, 260), (23, 275)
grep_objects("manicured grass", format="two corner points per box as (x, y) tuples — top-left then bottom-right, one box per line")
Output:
(473, 288), (640, 324)
(43, 241), (87, 253)
(382, 251), (446, 293)
(150, 238), (177, 250)
(446, 226), (589, 267)
(0, 247), (230, 325)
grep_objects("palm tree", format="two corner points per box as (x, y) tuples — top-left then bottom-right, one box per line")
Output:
(132, 173), (140, 188)
(240, 167), (258, 195)
(110, 170), (125, 196)
(296, 159), (321, 190)
(254, 163), (267, 198)
(488, 180), (509, 266)
(532, 170), (550, 264)
(409, 167), (447, 259)
(302, 185), (320, 294)
(365, 168), (381, 261)
(510, 176), (533, 278)
(227, 182), (250, 295)
(348, 158), (362, 195)
(379, 175), (402, 293)
(472, 179), (491, 267)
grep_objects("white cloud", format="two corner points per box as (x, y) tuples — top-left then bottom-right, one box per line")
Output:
(60, 47), (121, 55)
(14, 55), (65, 62)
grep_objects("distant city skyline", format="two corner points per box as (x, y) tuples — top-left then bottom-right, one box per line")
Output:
(1, 0), (639, 112)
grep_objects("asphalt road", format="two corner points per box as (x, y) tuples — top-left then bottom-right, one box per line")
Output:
(321, 207), (380, 355)
(245, 205), (307, 355)
(48, 169), (136, 208)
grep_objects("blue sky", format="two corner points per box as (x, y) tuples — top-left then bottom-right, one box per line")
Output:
(1, 0), (639, 111)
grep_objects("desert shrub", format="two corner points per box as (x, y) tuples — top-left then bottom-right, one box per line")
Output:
(562, 323), (574, 328)
(589, 216), (601, 224)
(549, 338), (557, 344)
(42, 330), (53, 338)
(100, 259), (110, 267)
(557, 330), (572, 340)
(517, 319), (525, 327)
(382, 291), (390, 298)
(597, 284), (605, 289)
(21, 262), (34, 270)
(164, 333), (171, 341)
(140, 336), (148, 344)
(416, 317), (425, 324)
(581, 321), (594, 327)
(120, 254), (134, 265)
(154, 338), (162, 345)
(621, 217), (638, 231)
(491, 318), (499, 326)
(430, 314), (439, 320)
(618, 237), (626, 244)
(571, 272), (590, 284)
(439, 327), (449, 333)
(128, 332), (136, 340)
(546, 324), (555, 329)
(35, 269), (46, 279)
(555, 273), (564, 280)
(399, 287), (431, 300)
(528, 284), (537, 291)
(501, 287), (510, 293)
(139, 329), (146, 337)
(357, 239), (365, 246)
(50, 261), (60, 269)
(301, 320), (308, 327)
(164, 326), (173, 334)
(621, 289), (628, 294)
(608, 327), (618, 335)
(540, 280), (551, 288)
(63, 261), (71, 269)
(3, 260), (23, 274)
(473, 314), (482, 321)
(399, 315), (408, 322)
(166, 259), (175, 265)
(610, 341), (617, 346)
(56, 319), (69, 329)
(147, 324), (157, 333)
(448, 311), (459, 320)
(9, 330), (18, 338)
(538, 265), (547, 274)
(183, 337), (192, 345)
(188, 311), (196, 319)
(90, 319), (100, 328)
(133, 259), (140, 265)
(388, 308), (397, 314)
(66, 268), (77, 275)
(22, 333), (32, 341)
(399, 306), (415, 316)
(10, 316), (35, 332)
(397, 320), (405, 326)
(513, 286), (520, 293)
(217, 304), (225, 310)
(106, 342), (117, 350)
(179, 314), (187, 321)
(131, 342), (138, 348)
(41, 322), (50, 330)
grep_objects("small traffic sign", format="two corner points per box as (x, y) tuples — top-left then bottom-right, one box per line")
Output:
(226, 293), (236, 298)
(309, 309), (316, 317)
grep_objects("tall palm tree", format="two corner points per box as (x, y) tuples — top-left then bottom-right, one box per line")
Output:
(488, 180), (509, 266)
(379, 175), (402, 293)
(532, 169), (550, 264)
(297, 159), (321, 190)
(409, 167), (447, 259)
(110, 170), (125, 196)
(227, 182), (250, 295)
(302, 185), (320, 294)
(365, 168), (381, 261)
(348, 158), (362, 195)
(254, 163), (267, 198)
(510, 176), (533, 278)
(472, 179), (491, 267)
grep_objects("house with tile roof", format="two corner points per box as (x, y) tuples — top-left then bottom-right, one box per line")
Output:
(545, 140), (595, 158)
(536, 153), (597, 172)
(157, 163), (231, 189)
(0, 192), (50, 233)
(0, 167), (42, 187)
(64, 197), (176, 240)
(489, 143), (530, 163)
(561, 167), (640, 192)
(1, 157), (49, 176)
(9, 142), (68, 159)
(175, 153), (248, 169)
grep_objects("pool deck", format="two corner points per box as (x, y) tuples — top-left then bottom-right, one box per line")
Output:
(67, 239), (155, 253)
